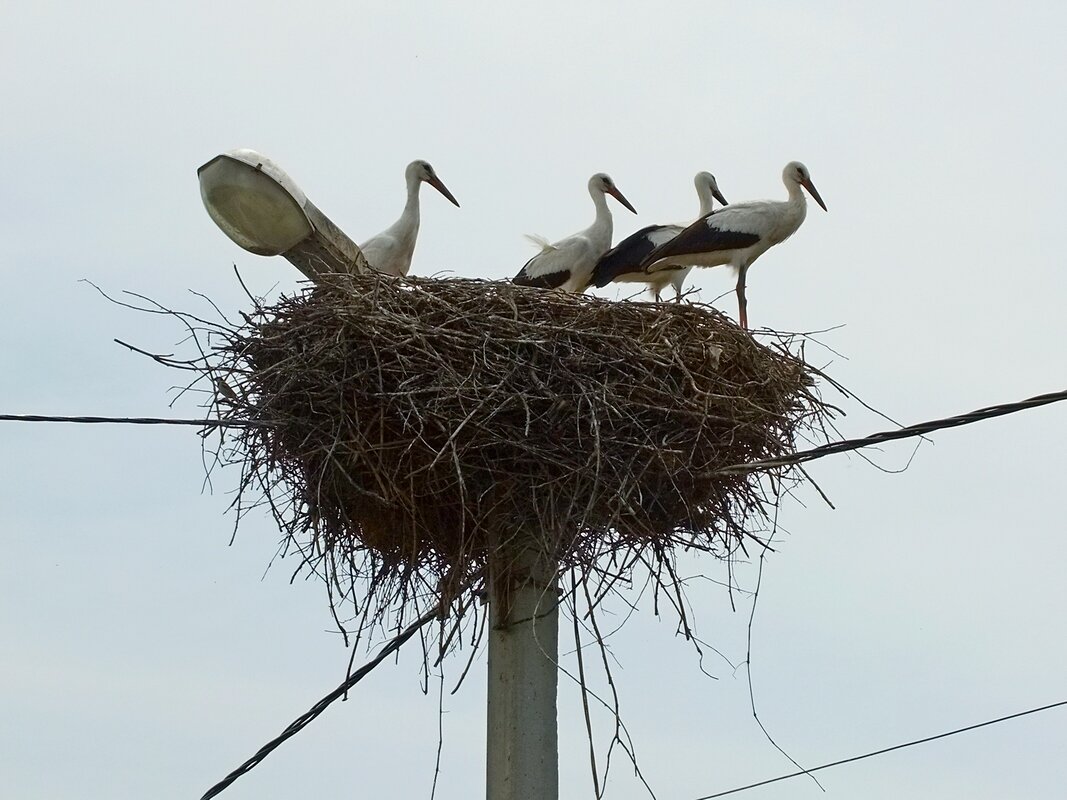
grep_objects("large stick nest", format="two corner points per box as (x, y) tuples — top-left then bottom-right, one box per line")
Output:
(200, 273), (827, 621)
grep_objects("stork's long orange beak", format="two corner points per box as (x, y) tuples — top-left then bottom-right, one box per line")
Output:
(428, 175), (460, 207)
(608, 186), (637, 214)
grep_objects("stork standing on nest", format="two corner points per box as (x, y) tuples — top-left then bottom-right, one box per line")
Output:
(359, 160), (460, 277)
(640, 161), (827, 329)
(512, 173), (637, 292)
(590, 171), (729, 300)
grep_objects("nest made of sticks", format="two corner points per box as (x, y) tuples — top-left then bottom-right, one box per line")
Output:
(196, 272), (827, 623)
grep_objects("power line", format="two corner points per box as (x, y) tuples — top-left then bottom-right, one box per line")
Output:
(694, 699), (1067, 799)
(713, 387), (1067, 476)
(4, 388), (1067, 472)
(0, 413), (268, 427)
(200, 607), (439, 800)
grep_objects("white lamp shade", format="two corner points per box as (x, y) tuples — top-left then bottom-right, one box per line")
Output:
(198, 150), (313, 256)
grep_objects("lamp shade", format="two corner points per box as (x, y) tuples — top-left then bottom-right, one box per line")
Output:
(198, 149), (313, 256)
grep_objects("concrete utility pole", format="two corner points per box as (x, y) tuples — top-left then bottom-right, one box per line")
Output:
(486, 546), (560, 800)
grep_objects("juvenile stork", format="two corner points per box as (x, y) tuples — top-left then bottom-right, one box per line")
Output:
(641, 161), (827, 328)
(512, 173), (636, 292)
(590, 171), (728, 300)
(359, 160), (460, 277)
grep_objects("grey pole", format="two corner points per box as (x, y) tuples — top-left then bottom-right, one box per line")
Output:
(486, 546), (560, 800)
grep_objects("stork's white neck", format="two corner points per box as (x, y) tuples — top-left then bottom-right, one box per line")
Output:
(695, 183), (717, 216)
(403, 172), (423, 218)
(589, 185), (609, 213)
(757, 175), (808, 246)
(784, 175), (807, 207)
(376, 173), (422, 258)
(588, 187), (613, 245)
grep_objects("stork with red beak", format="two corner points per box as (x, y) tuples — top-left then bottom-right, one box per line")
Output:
(641, 161), (827, 328)
(359, 160), (460, 277)
(512, 173), (637, 292)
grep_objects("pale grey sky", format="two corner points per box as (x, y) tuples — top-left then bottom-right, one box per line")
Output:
(2, 2), (1066, 798)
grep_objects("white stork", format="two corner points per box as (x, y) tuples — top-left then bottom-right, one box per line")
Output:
(589, 171), (728, 300)
(359, 160), (460, 277)
(641, 161), (827, 329)
(512, 173), (637, 292)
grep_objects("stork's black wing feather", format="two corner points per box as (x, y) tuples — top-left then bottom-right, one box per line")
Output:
(640, 214), (761, 268)
(512, 260), (571, 289)
(590, 225), (673, 287)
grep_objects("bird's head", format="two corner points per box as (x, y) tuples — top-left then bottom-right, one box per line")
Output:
(590, 173), (637, 214)
(695, 171), (729, 207)
(408, 159), (460, 207)
(784, 161), (827, 211)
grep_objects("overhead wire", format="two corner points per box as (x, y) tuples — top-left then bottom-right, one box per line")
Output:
(713, 387), (1067, 476)
(4, 387), (1067, 475)
(199, 606), (441, 800)
(693, 699), (1067, 799)
(0, 413), (267, 427)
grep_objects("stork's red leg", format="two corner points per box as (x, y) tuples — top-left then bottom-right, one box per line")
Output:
(735, 267), (749, 330)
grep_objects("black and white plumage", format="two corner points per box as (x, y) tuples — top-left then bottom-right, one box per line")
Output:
(359, 160), (460, 277)
(512, 173), (637, 292)
(641, 161), (827, 329)
(590, 171), (728, 300)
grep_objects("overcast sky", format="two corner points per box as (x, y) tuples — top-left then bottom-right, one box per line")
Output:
(3, 2), (1067, 798)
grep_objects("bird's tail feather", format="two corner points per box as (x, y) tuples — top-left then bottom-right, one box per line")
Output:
(523, 234), (556, 252)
